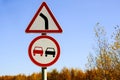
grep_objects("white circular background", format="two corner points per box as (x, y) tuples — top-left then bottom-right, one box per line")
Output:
(31, 38), (58, 64)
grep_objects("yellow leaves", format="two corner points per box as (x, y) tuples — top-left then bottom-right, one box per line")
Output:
(113, 42), (120, 49)
(94, 23), (106, 38)
(0, 67), (120, 80)
(0, 68), (85, 80)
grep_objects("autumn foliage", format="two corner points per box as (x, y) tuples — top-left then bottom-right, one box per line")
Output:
(0, 66), (120, 80)
(0, 68), (85, 80)
(86, 24), (120, 80)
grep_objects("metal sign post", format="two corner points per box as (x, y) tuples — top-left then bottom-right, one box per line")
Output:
(42, 67), (47, 80)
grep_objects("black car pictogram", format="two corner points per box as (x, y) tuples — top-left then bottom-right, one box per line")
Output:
(45, 47), (55, 57)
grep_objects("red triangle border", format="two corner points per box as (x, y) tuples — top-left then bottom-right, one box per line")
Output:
(25, 2), (63, 33)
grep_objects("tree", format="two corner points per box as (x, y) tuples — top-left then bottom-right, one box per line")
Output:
(86, 23), (120, 80)
(47, 69), (59, 80)
(27, 72), (41, 80)
(110, 25), (120, 80)
(59, 67), (71, 80)
(13, 74), (27, 80)
(71, 68), (85, 80)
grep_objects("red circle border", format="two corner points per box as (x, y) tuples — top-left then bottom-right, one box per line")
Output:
(28, 36), (60, 67)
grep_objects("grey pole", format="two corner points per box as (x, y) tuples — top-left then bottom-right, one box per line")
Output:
(42, 67), (47, 80)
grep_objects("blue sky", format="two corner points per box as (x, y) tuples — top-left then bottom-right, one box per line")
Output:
(0, 0), (120, 75)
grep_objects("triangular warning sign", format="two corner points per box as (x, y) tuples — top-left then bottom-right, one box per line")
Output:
(25, 2), (62, 33)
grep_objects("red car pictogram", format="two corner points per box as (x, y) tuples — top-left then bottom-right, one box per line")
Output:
(33, 46), (43, 56)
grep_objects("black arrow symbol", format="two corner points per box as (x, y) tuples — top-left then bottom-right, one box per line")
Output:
(40, 13), (48, 30)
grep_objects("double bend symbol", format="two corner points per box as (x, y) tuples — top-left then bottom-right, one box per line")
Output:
(40, 13), (49, 30)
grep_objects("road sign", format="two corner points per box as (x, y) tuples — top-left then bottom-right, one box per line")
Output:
(28, 36), (60, 67)
(25, 2), (62, 33)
